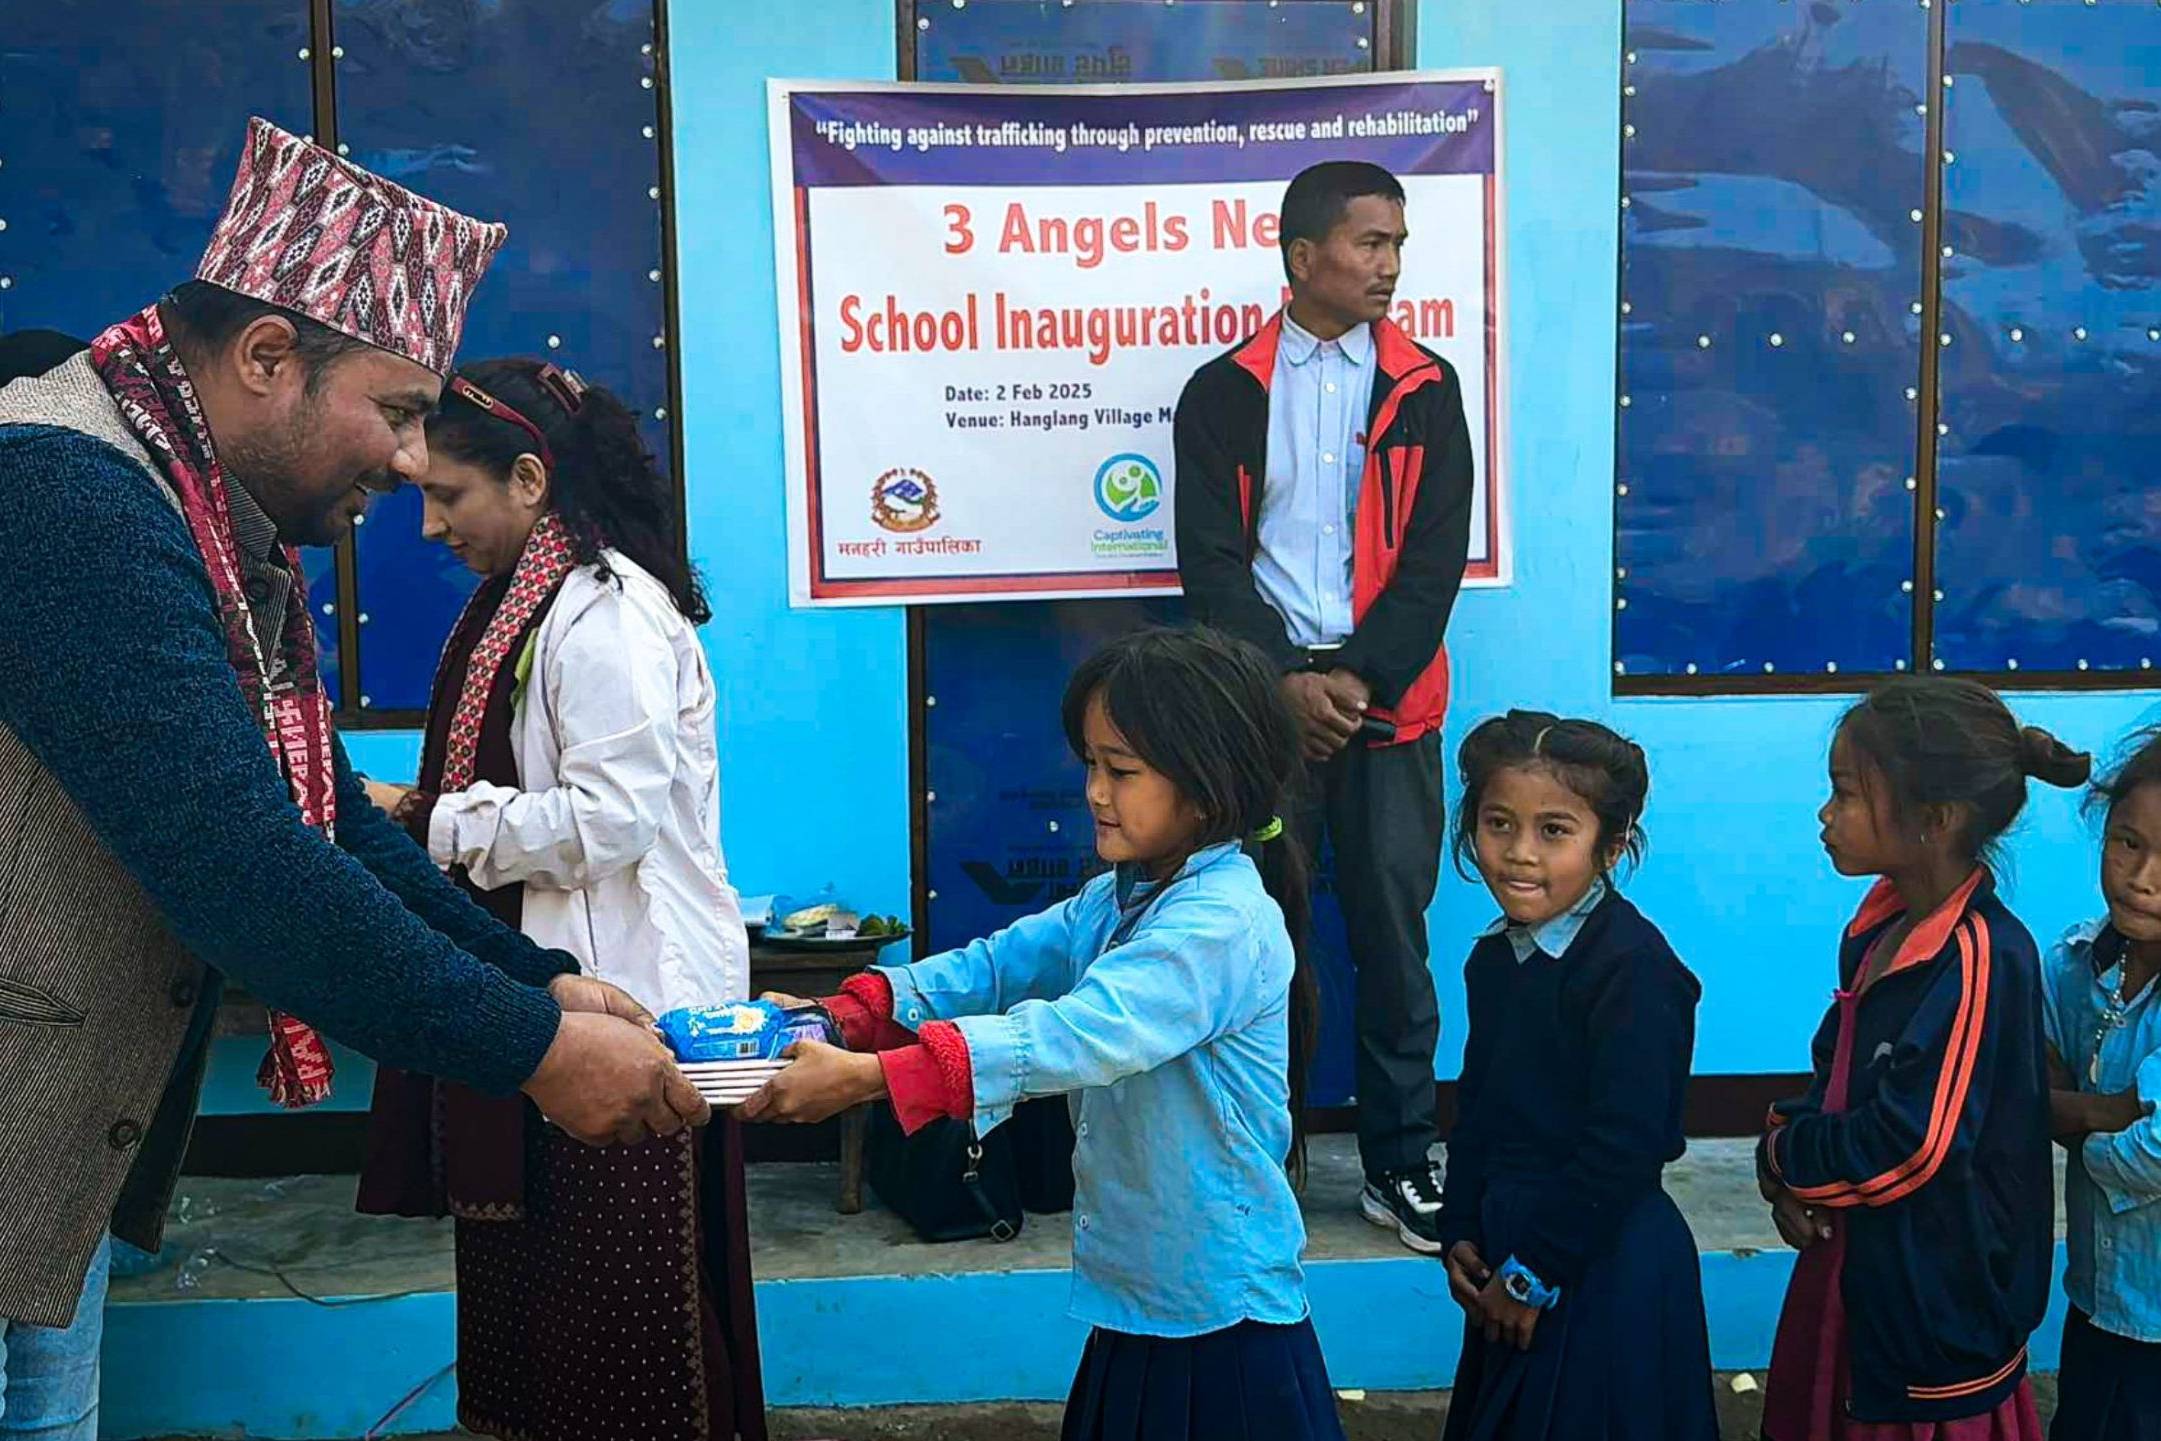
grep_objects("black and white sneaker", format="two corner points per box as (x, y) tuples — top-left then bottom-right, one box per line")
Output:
(1360, 1163), (1446, 1255)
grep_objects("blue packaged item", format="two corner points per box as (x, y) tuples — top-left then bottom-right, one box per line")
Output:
(656, 1000), (837, 1064)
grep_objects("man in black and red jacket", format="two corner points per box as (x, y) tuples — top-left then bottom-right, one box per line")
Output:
(1174, 161), (1473, 1252)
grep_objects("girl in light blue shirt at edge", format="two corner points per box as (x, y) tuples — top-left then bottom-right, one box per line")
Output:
(744, 626), (1347, 1441)
(2042, 727), (2161, 1441)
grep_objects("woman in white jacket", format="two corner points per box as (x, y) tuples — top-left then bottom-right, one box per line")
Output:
(356, 359), (765, 1441)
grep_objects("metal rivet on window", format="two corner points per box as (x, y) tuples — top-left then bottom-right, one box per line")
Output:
(1936, 507), (1947, 520)
(642, 43), (653, 55)
(1619, 395), (1632, 408)
(649, 269), (662, 283)
(1617, 598), (1629, 611)
(1944, 150), (1957, 165)
(1903, 580), (1916, 593)
(1941, 333), (1954, 347)
(1905, 477), (1918, 491)
(1614, 662), (1626, 676)
(331, 45), (344, 59)
(1933, 589), (1945, 602)
(2007, 658), (2021, 671)
(1764, 662), (1777, 674)
(2079, 659), (2091, 671)
(2150, 330), (2161, 342)
(1942, 75), (1953, 88)
(1626, 51), (1637, 65)
(1686, 663), (1699, 676)
(652, 335), (666, 348)
(926, 790), (937, 803)
(1622, 197), (1632, 209)
(2145, 659), (2155, 671)
(642, 76), (654, 89)
(1625, 124), (1637, 140)
(1770, 333), (1785, 347)
(1617, 483), (1631, 496)
(1843, 331), (1857, 344)
(322, 602), (336, 616)
(648, 186), (661, 200)
(1620, 301), (1632, 315)
(337, 143), (350, 156)
(1895, 659), (1908, 671)
(2075, 326), (2089, 341)
(360, 694), (374, 707)
(1624, 84), (1637, 97)
(1912, 302), (1926, 316)
(1827, 661), (1840, 674)
(1911, 209), (1925, 223)
(2010, 327), (2024, 342)
(1048, 820), (1061, 833)
(298, 47), (311, 59)
(0, 278), (11, 291)
(353, 513), (365, 527)
(1916, 103), (1928, 117)
(1906, 388), (1920, 401)
(643, 125), (656, 140)
(926, 695), (938, 708)
(655, 407), (668, 421)
(1697, 334), (1712, 349)
(1357, 36), (1371, 48)
(358, 612), (371, 625)
(1939, 422), (1950, 436)
(1932, 659), (1946, 672)
(917, 16), (930, 27)
(1943, 245), (1956, 259)
(547, 335), (562, 349)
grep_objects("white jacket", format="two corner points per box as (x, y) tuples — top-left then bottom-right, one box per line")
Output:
(427, 551), (748, 1013)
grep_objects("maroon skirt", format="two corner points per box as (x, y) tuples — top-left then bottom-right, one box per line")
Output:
(453, 1114), (766, 1441)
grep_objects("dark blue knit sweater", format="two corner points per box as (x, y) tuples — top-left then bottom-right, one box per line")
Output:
(0, 423), (568, 1096)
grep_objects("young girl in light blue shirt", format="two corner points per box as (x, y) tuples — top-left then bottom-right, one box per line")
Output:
(745, 626), (1345, 1441)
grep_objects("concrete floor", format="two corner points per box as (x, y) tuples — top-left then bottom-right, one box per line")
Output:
(125, 1137), (2067, 1440)
(117, 1135), (1805, 1304)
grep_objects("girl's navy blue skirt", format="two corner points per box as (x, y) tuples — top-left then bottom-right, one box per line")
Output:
(1442, 1181), (1717, 1441)
(1061, 1316), (1346, 1441)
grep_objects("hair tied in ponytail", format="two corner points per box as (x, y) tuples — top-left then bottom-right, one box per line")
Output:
(2018, 726), (2094, 790)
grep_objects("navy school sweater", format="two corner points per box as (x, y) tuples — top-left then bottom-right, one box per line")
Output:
(0, 424), (569, 1096)
(1436, 890), (1702, 1286)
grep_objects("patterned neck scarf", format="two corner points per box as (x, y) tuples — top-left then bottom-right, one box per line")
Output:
(439, 511), (577, 793)
(88, 304), (336, 1108)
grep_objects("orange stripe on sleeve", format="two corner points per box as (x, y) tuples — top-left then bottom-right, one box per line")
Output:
(1784, 917), (1990, 1207)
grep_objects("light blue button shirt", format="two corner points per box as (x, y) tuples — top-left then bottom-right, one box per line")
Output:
(876, 842), (1308, 1338)
(1253, 313), (1375, 649)
(2041, 919), (2161, 1342)
(1481, 879), (1609, 965)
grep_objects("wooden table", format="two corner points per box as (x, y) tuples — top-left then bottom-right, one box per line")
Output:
(746, 936), (898, 1215)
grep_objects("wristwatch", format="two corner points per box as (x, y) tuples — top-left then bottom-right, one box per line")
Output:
(1496, 1256), (1560, 1311)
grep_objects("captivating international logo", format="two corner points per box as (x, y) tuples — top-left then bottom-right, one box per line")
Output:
(870, 467), (940, 533)
(1094, 453), (1162, 523)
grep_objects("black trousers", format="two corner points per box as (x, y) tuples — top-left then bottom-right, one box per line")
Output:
(1290, 731), (1444, 1179)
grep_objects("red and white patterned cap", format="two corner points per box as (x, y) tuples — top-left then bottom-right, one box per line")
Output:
(194, 117), (507, 375)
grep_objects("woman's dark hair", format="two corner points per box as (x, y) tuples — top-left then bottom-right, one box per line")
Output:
(1837, 677), (2090, 863)
(2083, 727), (2161, 822)
(1278, 160), (1406, 284)
(426, 357), (708, 624)
(1451, 711), (1650, 881)
(1059, 626), (1318, 1180)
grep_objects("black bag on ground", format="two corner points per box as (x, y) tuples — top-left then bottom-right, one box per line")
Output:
(865, 1103), (1023, 1243)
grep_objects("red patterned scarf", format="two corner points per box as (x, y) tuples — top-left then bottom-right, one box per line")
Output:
(440, 511), (577, 791)
(88, 304), (336, 1108)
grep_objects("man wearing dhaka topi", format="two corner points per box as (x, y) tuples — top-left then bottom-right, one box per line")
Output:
(0, 118), (705, 1436)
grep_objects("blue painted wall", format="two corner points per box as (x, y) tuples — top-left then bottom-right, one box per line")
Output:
(342, 0), (2160, 1080)
(1411, 0), (2161, 1075)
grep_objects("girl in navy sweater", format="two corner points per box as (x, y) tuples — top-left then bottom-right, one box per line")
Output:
(1437, 712), (1717, 1441)
(1760, 678), (2088, 1440)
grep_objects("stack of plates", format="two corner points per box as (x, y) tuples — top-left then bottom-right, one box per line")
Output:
(683, 1057), (789, 1107)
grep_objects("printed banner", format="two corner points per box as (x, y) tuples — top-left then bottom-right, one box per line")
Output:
(770, 72), (1509, 606)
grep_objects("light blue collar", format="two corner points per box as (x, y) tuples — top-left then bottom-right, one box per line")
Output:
(1113, 841), (1241, 912)
(1482, 879), (1609, 963)
(1280, 311), (1374, 369)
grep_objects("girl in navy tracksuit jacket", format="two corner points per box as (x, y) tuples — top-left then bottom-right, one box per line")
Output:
(1759, 678), (2089, 1440)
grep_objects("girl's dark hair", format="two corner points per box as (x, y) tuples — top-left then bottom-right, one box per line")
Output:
(1837, 677), (2090, 862)
(1059, 626), (1318, 1180)
(1451, 710), (1651, 881)
(426, 358), (709, 624)
(2084, 727), (2161, 821)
